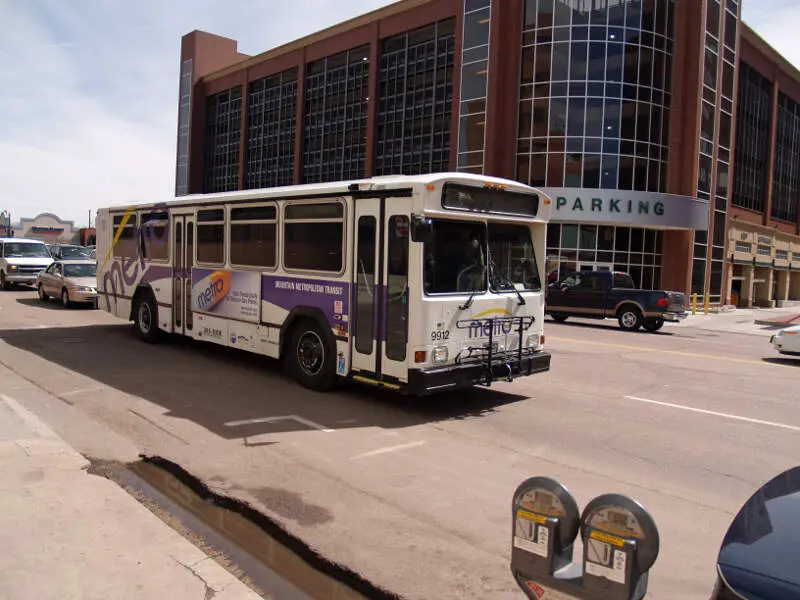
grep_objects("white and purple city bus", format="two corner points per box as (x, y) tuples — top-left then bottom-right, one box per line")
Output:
(96, 173), (552, 395)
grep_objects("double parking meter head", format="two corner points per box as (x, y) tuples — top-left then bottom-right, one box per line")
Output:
(511, 477), (581, 598)
(511, 478), (660, 600)
(580, 494), (660, 600)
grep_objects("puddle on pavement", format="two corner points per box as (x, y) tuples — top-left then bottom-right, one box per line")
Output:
(91, 457), (382, 600)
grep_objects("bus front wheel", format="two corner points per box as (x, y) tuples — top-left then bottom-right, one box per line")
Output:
(286, 319), (336, 393)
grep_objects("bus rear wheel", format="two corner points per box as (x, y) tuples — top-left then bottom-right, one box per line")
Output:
(133, 293), (161, 344)
(287, 319), (336, 393)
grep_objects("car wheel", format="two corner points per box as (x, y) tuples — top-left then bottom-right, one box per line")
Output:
(0, 271), (11, 290)
(133, 293), (160, 344)
(618, 307), (642, 331)
(550, 313), (569, 323)
(38, 284), (49, 302)
(61, 288), (72, 308)
(643, 317), (664, 332)
(286, 319), (336, 392)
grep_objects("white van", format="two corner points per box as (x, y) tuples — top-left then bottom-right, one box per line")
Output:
(0, 237), (54, 289)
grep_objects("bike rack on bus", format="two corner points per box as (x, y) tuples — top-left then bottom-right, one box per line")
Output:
(455, 316), (537, 386)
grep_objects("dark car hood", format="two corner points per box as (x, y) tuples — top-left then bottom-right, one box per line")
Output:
(718, 466), (800, 596)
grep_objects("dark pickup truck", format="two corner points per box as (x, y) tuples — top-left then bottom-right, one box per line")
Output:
(545, 270), (687, 331)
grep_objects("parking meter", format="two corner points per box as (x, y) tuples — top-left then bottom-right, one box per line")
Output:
(580, 494), (660, 600)
(511, 476), (581, 598)
(511, 479), (660, 600)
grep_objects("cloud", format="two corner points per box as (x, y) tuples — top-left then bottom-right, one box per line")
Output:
(742, 1), (800, 70)
(0, 0), (396, 227)
(1, 0), (798, 228)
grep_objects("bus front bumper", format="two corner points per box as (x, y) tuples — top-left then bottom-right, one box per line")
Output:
(406, 350), (551, 396)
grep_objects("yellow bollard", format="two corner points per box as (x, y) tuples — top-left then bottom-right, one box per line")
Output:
(704, 293), (710, 315)
(692, 293), (697, 315)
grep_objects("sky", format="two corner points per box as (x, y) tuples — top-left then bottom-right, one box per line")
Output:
(1, 0), (799, 228)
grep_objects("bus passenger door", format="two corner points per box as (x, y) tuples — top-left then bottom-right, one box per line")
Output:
(351, 199), (381, 375)
(171, 213), (195, 336)
(380, 202), (411, 382)
(351, 198), (411, 384)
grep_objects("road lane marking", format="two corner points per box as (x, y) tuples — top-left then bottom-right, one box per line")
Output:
(350, 440), (426, 460)
(61, 387), (106, 397)
(550, 336), (785, 367)
(224, 415), (334, 433)
(623, 395), (800, 432)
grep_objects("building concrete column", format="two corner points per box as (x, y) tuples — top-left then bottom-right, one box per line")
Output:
(776, 270), (790, 305)
(754, 268), (774, 307)
(742, 265), (755, 308)
(790, 272), (800, 301)
(724, 262), (734, 306)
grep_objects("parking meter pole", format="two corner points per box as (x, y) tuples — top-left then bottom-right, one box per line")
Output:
(692, 293), (697, 315)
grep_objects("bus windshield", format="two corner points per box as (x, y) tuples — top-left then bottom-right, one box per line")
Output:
(423, 220), (543, 295)
(488, 223), (542, 292)
(423, 220), (486, 294)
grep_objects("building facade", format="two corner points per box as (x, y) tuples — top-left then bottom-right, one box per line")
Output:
(177, 0), (800, 305)
(10, 213), (81, 245)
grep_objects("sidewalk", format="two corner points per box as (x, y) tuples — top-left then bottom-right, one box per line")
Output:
(670, 306), (800, 337)
(0, 393), (263, 600)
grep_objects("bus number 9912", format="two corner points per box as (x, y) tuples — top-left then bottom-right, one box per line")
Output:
(431, 330), (450, 342)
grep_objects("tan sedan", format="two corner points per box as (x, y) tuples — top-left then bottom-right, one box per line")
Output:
(36, 260), (97, 307)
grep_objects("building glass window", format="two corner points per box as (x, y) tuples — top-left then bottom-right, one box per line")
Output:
(546, 224), (663, 289)
(302, 46), (370, 183)
(375, 19), (455, 176)
(772, 92), (800, 223)
(732, 62), (771, 213)
(458, 1), (492, 173)
(245, 69), (298, 189)
(176, 59), (193, 196)
(516, 0), (673, 191)
(204, 87), (242, 193)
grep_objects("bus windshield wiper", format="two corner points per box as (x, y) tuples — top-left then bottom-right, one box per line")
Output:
(459, 290), (478, 311)
(489, 254), (525, 306)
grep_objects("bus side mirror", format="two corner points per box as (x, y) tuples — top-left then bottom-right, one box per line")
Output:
(410, 214), (434, 244)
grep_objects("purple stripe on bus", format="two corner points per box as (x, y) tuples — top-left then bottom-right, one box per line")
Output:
(261, 274), (350, 332)
(374, 283), (383, 341)
(381, 285), (389, 341)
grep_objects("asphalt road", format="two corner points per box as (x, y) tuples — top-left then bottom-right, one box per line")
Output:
(0, 288), (798, 600)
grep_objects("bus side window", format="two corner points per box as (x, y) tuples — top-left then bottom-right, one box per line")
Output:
(112, 214), (138, 258)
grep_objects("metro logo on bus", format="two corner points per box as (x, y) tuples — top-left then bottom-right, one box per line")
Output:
(195, 270), (232, 311)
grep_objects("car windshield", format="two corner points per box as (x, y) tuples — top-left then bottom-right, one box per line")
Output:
(61, 246), (90, 258)
(423, 220), (487, 294)
(64, 263), (96, 278)
(488, 224), (542, 292)
(4, 243), (51, 258)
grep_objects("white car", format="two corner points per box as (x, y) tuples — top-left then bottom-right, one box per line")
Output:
(0, 237), (54, 289)
(771, 325), (800, 356)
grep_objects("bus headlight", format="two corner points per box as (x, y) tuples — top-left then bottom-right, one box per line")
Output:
(433, 346), (448, 363)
